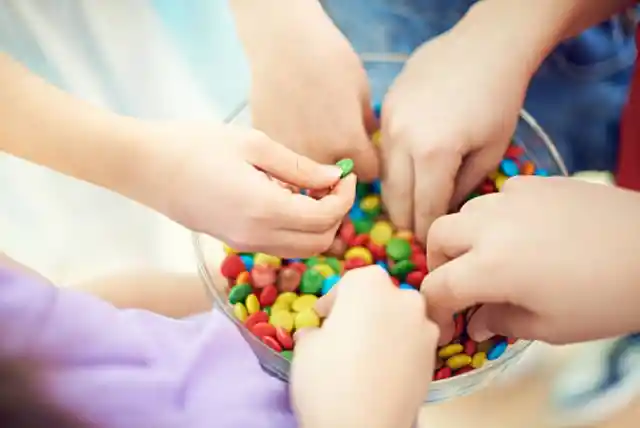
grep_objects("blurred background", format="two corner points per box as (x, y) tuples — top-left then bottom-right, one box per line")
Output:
(0, 1), (638, 427)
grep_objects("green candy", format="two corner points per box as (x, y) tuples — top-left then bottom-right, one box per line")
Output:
(324, 257), (342, 274)
(299, 269), (324, 294)
(390, 260), (416, 278)
(386, 238), (412, 261)
(263, 306), (272, 316)
(355, 182), (371, 198)
(305, 256), (321, 267)
(228, 283), (253, 304)
(336, 158), (354, 178)
(281, 350), (293, 362)
(352, 218), (374, 235)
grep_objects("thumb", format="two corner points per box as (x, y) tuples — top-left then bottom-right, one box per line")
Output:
(350, 131), (380, 183)
(244, 132), (342, 189)
(467, 303), (535, 342)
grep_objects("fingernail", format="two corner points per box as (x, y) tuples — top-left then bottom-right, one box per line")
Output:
(470, 326), (494, 342)
(323, 165), (342, 179)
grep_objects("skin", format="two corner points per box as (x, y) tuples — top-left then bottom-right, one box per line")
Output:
(230, 0), (635, 244)
(422, 176), (640, 345)
(0, 54), (356, 257)
(292, 267), (438, 428)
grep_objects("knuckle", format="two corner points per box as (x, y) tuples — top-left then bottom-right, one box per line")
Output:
(413, 142), (456, 164)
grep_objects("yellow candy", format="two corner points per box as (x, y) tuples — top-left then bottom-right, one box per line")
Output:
(253, 253), (282, 268)
(344, 246), (373, 265)
(271, 301), (291, 315)
(488, 170), (499, 181)
(245, 294), (260, 315)
(372, 130), (381, 146)
(360, 194), (381, 213)
(446, 354), (473, 370)
(275, 292), (298, 307)
(438, 344), (464, 359)
(223, 244), (236, 255)
(233, 302), (248, 322)
(395, 230), (413, 241)
(270, 311), (295, 332)
(295, 308), (321, 329)
(494, 173), (508, 191)
(292, 295), (318, 313)
(313, 263), (335, 278)
(471, 352), (487, 369)
(370, 221), (394, 245)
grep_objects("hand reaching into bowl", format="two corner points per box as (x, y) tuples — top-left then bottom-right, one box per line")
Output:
(292, 266), (438, 428)
(422, 177), (640, 345)
(381, 29), (532, 244)
(231, 0), (379, 182)
(146, 122), (356, 258)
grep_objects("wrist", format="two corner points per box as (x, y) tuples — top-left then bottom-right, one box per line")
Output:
(453, 1), (562, 79)
(230, 0), (330, 64)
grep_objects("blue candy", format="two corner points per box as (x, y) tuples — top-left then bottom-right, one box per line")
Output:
(536, 168), (549, 176)
(240, 255), (254, 271)
(349, 205), (366, 221)
(399, 283), (417, 291)
(321, 275), (341, 295)
(487, 340), (508, 361)
(373, 103), (381, 119)
(375, 260), (388, 272)
(372, 179), (382, 195)
(499, 159), (519, 177)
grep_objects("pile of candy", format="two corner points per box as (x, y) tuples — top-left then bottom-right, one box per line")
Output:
(220, 142), (547, 381)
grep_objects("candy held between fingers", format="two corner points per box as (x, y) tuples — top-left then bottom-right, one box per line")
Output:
(220, 141), (542, 379)
(335, 158), (355, 178)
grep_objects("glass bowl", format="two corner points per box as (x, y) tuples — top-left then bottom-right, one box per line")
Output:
(193, 103), (568, 403)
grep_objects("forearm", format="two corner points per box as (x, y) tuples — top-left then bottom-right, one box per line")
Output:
(228, 0), (329, 62)
(0, 54), (163, 206)
(454, 0), (636, 77)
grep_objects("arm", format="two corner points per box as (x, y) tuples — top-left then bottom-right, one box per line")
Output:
(0, 54), (172, 211)
(452, 0), (636, 77)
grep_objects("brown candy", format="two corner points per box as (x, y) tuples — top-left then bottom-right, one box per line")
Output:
(277, 267), (301, 292)
(325, 237), (347, 258)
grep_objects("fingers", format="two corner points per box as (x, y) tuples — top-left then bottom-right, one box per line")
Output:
(426, 213), (476, 271)
(272, 174), (356, 233)
(451, 146), (503, 208)
(421, 253), (504, 315)
(413, 149), (460, 244)
(467, 303), (535, 342)
(349, 136), (380, 183)
(243, 131), (342, 189)
(381, 146), (414, 232)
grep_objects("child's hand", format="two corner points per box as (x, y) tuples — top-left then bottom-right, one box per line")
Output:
(144, 122), (356, 258)
(244, 1), (379, 182)
(381, 31), (531, 243)
(422, 176), (640, 345)
(291, 266), (438, 428)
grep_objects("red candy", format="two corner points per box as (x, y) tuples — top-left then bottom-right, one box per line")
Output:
(434, 367), (452, 381)
(456, 366), (474, 375)
(259, 285), (278, 307)
(262, 336), (283, 352)
(275, 327), (294, 350)
(344, 258), (368, 270)
(245, 311), (269, 330)
(220, 254), (246, 279)
(368, 242), (386, 261)
(251, 322), (276, 338)
(251, 265), (276, 289)
(338, 221), (356, 243)
(405, 271), (426, 288)
(463, 340), (477, 356)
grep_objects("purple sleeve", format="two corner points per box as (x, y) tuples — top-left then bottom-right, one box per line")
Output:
(0, 266), (296, 428)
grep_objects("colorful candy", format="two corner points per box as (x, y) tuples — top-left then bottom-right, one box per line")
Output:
(220, 141), (541, 379)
